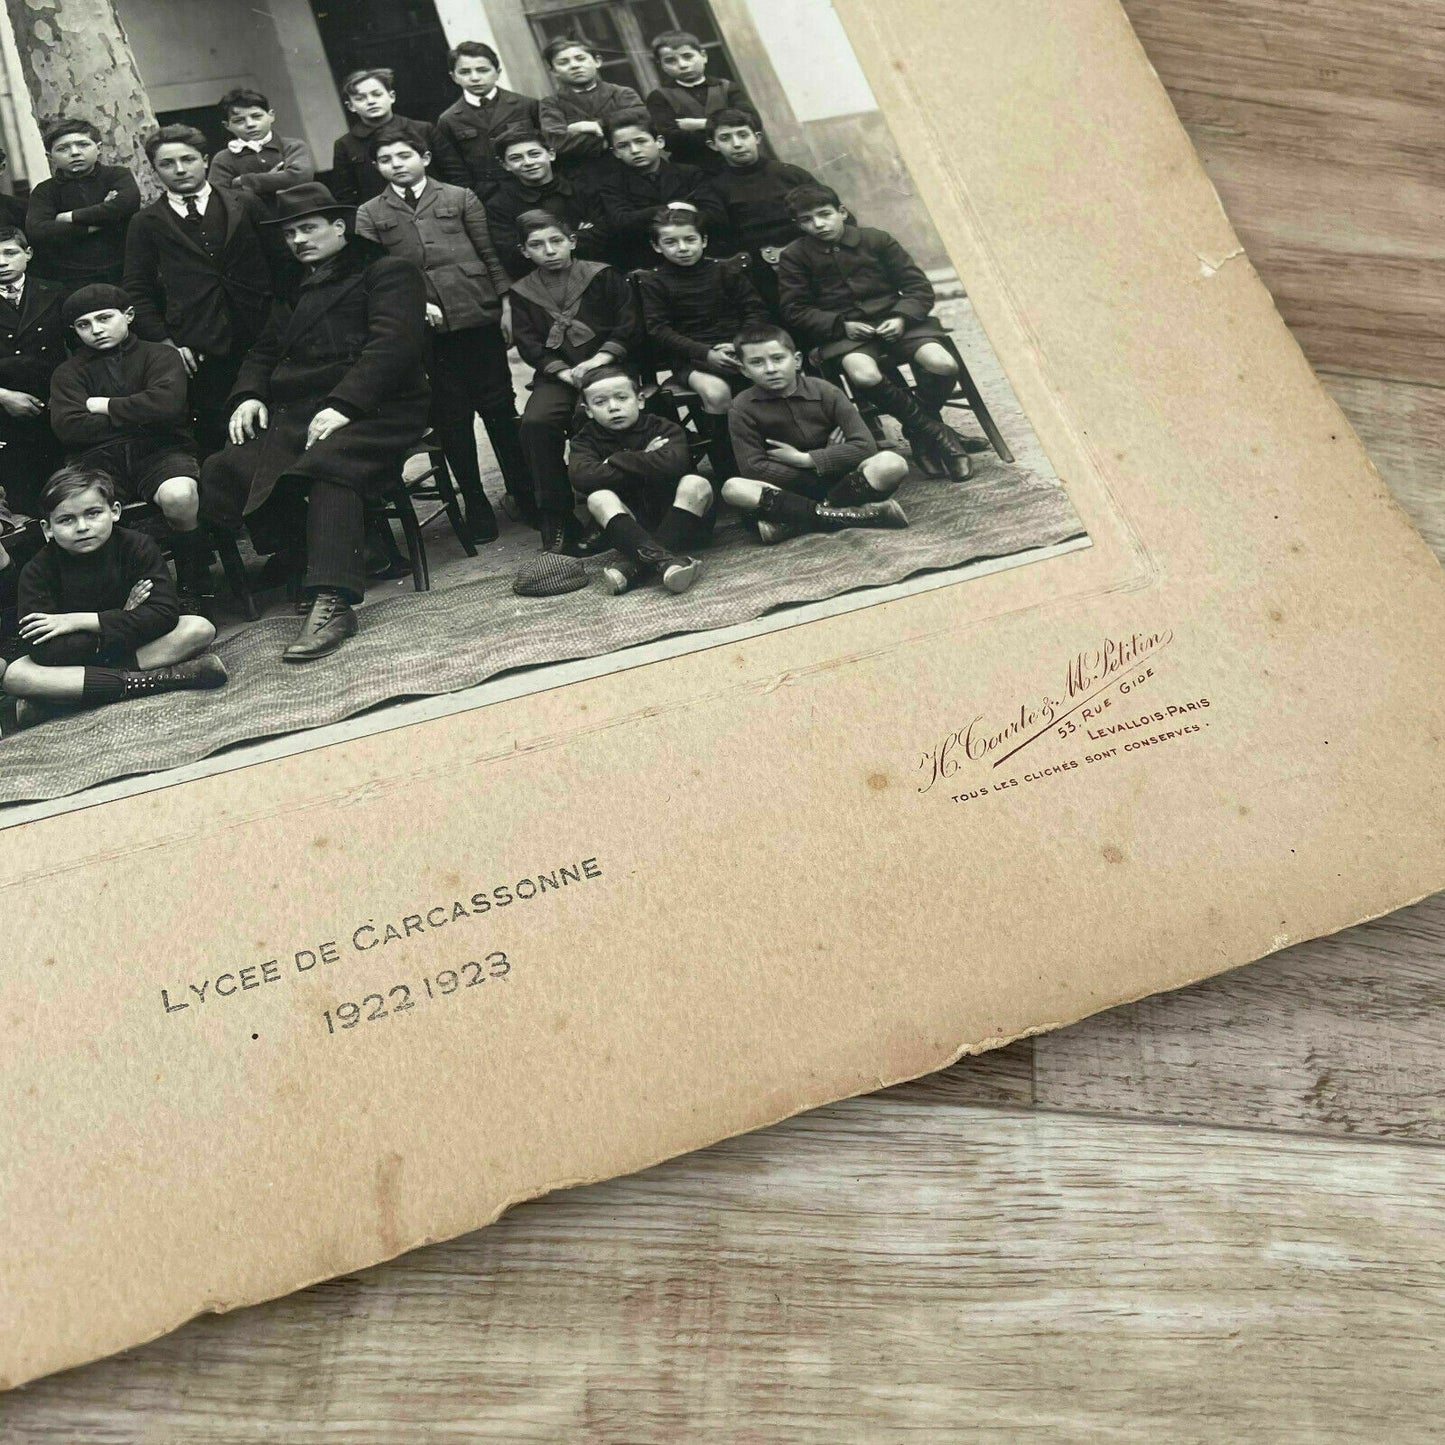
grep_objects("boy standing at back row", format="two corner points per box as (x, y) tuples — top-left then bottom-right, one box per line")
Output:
(432, 41), (539, 201)
(207, 88), (316, 213)
(330, 69), (436, 207)
(645, 30), (752, 172)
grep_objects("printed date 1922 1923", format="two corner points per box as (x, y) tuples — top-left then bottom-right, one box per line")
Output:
(322, 952), (511, 1036)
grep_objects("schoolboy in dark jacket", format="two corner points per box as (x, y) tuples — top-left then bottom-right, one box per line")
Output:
(508, 208), (638, 551)
(26, 118), (141, 289)
(125, 124), (277, 458)
(485, 130), (603, 278)
(432, 41), (539, 201)
(537, 37), (643, 180)
(721, 322), (908, 544)
(777, 182), (972, 480)
(590, 112), (725, 273)
(4, 466), (224, 715)
(568, 365), (710, 595)
(207, 88), (316, 210)
(329, 68), (436, 207)
(356, 127), (525, 541)
(0, 226), (67, 515)
(645, 29), (753, 171)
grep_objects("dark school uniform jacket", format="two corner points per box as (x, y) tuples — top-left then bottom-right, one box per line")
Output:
(635, 255), (767, 368)
(48, 335), (192, 453)
(432, 90), (539, 200)
(777, 223), (935, 345)
(538, 80), (645, 173)
(355, 179), (510, 331)
(645, 77), (752, 170)
(17, 525), (179, 661)
(330, 115), (437, 207)
(712, 157), (818, 254)
(589, 157), (726, 273)
(123, 188), (275, 358)
(0, 276), (68, 399)
(509, 261), (638, 375)
(207, 136), (317, 207)
(485, 172), (604, 279)
(568, 411), (691, 498)
(202, 241), (429, 520)
(26, 164), (142, 287)
(728, 374), (876, 488)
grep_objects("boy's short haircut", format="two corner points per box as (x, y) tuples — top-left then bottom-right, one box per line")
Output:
(493, 127), (550, 163)
(784, 182), (843, 216)
(0, 225), (30, 249)
(704, 107), (761, 139)
(734, 321), (795, 355)
(542, 35), (599, 66)
(578, 364), (639, 396)
(605, 109), (661, 146)
(368, 123), (426, 161)
(144, 123), (209, 163)
(218, 86), (271, 116)
(61, 283), (133, 329)
(343, 67), (396, 97)
(42, 116), (100, 151)
(650, 203), (705, 240)
(39, 464), (117, 519)
(449, 39), (500, 70)
(516, 208), (572, 244)
(650, 29), (703, 56)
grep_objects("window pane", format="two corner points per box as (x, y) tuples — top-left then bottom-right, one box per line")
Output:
(535, 6), (647, 95)
(626, 0), (737, 83)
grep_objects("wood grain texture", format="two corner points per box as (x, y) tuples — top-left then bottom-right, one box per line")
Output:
(5, 1102), (1444, 1443)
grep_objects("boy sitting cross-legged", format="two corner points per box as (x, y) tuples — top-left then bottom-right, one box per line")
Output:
(568, 365), (710, 596)
(3, 465), (225, 724)
(777, 182), (974, 482)
(48, 284), (212, 599)
(721, 322), (908, 544)
(635, 203), (767, 477)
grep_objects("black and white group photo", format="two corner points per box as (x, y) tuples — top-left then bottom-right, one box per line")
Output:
(0, 0), (1087, 809)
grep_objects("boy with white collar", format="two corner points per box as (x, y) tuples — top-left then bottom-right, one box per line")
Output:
(207, 88), (315, 212)
(432, 41), (539, 202)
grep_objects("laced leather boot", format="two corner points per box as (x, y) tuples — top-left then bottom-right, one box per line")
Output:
(813, 497), (910, 532)
(283, 589), (357, 663)
(868, 376), (971, 482)
(121, 654), (229, 695)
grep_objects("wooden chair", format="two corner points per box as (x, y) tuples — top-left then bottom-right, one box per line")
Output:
(402, 430), (476, 557)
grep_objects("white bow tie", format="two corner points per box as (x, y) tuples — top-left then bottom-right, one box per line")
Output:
(228, 138), (266, 153)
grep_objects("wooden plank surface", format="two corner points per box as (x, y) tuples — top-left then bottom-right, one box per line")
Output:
(5, 1103), (1445, 1443)
(6, 1), (1445, 1437)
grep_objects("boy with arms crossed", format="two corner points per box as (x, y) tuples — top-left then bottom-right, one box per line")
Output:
(3, 466), (225, 721)
(722, 322), (908, 544)
(0, 226), (67, 515)
(49, 284), (212, 598)
(777, 182), (973, 481)
(26, 118), (141, 289)
(591, 112), (725, 273)
(636, 204), (767, 476)
(207, 88), (316, 211)
(645, 30), (753, 172)
(537, 37), (643, 181)
(432, 41), (538, 202)
(125, 125), (276, 458)
(568, 365), (709, 596)
(507, 209), (638, 552)
(356, 128), (526, 543)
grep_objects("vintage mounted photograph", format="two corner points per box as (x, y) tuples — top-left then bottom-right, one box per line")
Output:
(0, 0), (1086, 816)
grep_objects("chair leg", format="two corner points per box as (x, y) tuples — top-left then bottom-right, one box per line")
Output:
(391, 487), (431, 592)
(426, 446), (477, 557)
(212, 529), (259, 621)
(948, 354), (1015, 463)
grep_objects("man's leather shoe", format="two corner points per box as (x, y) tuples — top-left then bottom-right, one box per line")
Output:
(283, 590), (357, 662)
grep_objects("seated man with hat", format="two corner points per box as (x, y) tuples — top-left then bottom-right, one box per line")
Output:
(199, 181), (430, 661)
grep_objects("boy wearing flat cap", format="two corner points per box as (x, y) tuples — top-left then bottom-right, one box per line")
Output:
(199, 181), (429, 662)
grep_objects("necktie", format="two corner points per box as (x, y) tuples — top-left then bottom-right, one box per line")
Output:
(0, 284), (20, 306)
(402, 186), (419, 210)
(184, 196), (201, 223)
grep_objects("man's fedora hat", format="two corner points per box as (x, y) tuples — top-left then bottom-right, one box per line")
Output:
(263, 181), (356, 225)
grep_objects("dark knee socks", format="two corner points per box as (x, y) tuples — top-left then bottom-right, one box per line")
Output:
(756, 486), (822, 529)
(654, 504), (711, 555)
(81, 667), (126, 705)
(914, 367), (956, 413)
(604, 511), (674, 568)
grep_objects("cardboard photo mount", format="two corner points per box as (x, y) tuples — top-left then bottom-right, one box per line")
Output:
(4, 0), (1443, 1388)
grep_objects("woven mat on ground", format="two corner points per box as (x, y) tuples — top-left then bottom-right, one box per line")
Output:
(0, 457), (1084, 805)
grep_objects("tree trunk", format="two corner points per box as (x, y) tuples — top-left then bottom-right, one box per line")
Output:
(1, 0), (158, 197)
